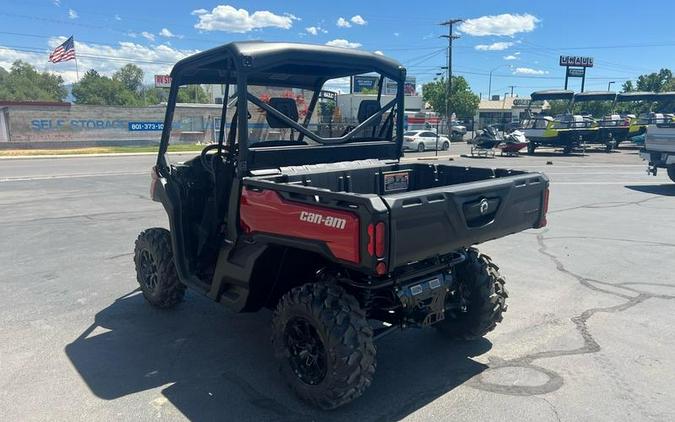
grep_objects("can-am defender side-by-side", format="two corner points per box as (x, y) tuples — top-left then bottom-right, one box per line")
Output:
(615, 92), (664, 142)
(572, 91), (627, 151)
(134, 41), (550, 409)
(640, 92), (675, 182)
(521, 90), (598, 154)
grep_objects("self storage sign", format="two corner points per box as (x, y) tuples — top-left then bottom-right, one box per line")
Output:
(559, 56), (594, 67)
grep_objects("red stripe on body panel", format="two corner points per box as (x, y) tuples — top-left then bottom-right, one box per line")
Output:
(240, 189), (360, 263)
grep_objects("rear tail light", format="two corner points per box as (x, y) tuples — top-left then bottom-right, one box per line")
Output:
(367, 224), (375, 256)
(375, 262), (388, 275)
(404, 136), (413, 142)
(537, 187), (550, 228)
(375, 222), (385, 257)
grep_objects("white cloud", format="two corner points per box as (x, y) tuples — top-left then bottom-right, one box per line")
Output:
(114, 14), (121, 21)
(141, 31), (156, 42)
(323, 76), (350, 94)
(159, 28), (182, 38)
(325, 39), (362, 49)
(350, 15), (367, 25)
(393, 32), (400, 37)
(127, 32), (138, 38)
(373, 50), (384, 55)
(305, 26), (327, 35)
(68, 9), (78, 19)
(459, 13), (540, 37)
(0, 38), (199, 84)
(336, 17), (351, 28)
(514, 67), (548, 75)
(503, 54), (518, 60)
(192, 5), (298, 33)
(53, 0), (61, 6)
(475, 41), (514, 51)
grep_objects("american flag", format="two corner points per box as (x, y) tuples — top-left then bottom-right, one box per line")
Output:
(48, 36), (76, 63)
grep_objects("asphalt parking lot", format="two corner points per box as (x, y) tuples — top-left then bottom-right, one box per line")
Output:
(1, 143), (674, 421)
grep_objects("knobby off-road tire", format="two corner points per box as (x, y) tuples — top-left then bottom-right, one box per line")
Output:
(134, 228), (186, 308)
(435, 248), (508, 339)
(667, 166), (675, 183)
(527, 142), (536, 155)
(271, 283), (376, 409)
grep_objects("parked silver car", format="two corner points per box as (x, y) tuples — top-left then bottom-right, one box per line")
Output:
(402, 130), (451, 152)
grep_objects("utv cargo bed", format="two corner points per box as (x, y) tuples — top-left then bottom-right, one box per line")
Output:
(249, 162), (549, 269)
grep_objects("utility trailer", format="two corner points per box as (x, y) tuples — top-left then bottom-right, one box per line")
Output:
(133, 41), (550, 409)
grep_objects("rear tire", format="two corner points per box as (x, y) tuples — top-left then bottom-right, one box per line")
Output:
(435, 248), (508, 339)
(271, 283), (376, 409)
(134, 228), (185, 308)
(668, 166), (675, 183)
(417, 143), (425, 152)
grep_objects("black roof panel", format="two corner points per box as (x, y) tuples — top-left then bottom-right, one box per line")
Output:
(574, 91), (617, 102)
(530, 90), (575, 101)
(170, 41), (405, 88)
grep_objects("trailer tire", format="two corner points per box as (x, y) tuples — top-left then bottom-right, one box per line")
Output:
(134, 228), (185, 308)
(668, 166), (675, 183)
(271, 282), (376, 409)
(435, 248), (508, 339)
(527, 143), (536, 155)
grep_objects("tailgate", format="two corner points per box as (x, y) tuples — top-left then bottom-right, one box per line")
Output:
(646, 125), (675, 153)
(383, 173), (548, 268)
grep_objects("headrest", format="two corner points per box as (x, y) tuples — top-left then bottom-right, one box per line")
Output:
(266, 97), (299, 128)
(357, 99), (382, 126)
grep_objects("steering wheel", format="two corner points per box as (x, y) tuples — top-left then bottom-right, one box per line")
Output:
(200, 143), (226, 176)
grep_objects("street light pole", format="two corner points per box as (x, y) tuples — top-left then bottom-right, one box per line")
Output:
(488, 64), (508, 99)
(607, 81), (615, 91)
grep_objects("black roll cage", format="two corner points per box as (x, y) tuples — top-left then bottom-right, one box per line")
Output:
(156, 42), (406, 174)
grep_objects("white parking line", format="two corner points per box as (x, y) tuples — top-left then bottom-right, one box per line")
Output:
(0, 171), (146, 183)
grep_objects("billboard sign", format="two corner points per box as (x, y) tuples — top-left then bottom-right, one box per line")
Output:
(567, 67), (585, 77)
(352, 75), (379, 93)
(559, 56), (594, 67)
(154, 74), (172, 88)
(383, 77), (417, 96)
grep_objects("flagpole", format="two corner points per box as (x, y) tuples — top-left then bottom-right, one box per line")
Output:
(74, 56), (80, 83)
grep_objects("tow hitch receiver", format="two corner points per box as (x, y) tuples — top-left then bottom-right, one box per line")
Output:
(397, 272), (452, 326)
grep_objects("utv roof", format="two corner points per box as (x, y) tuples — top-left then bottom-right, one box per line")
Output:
(573, 91), (617, 102)
(530, 90), (575, 101)
(616, 92), (660, 102)
(170, 41), (405, 89)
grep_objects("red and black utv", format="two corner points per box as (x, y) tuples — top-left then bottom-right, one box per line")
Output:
(134, 41), (550, 409)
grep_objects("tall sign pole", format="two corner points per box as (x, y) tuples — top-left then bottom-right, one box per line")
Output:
(441, 19), (462, 132)
(560, 55), (593, 92)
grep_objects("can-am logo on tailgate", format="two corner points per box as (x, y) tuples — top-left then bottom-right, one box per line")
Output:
(299, 211), (346, 230)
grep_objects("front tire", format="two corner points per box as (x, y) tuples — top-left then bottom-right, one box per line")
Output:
(442, 141), (450, 151)
(435, 248), (508, 339)
(271, 283), (376, 409)
(134, 228), (185, 308)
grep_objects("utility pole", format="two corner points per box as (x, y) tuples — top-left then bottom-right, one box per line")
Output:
(440, 18), (462, 133)
(508, 85), (516, 97)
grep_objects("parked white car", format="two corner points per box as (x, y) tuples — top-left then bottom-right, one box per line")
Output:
(402, 130), (451, 152)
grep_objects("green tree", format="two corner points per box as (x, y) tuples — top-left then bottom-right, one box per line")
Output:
(72, 69), (143, 106)
(177, 85), (209, 103)
(545, 100), (569, 116)
(113, 64), (144, 93)
(143, 87), (169, 105)
(620, 68), (674, 113)
(422, 76), (479, 118)
(0, 60), (66, 101)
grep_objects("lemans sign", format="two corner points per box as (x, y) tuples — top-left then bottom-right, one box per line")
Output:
(559, 56), (594, 68)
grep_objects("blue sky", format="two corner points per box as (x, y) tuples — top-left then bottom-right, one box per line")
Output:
(1, 0), (674, 97)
